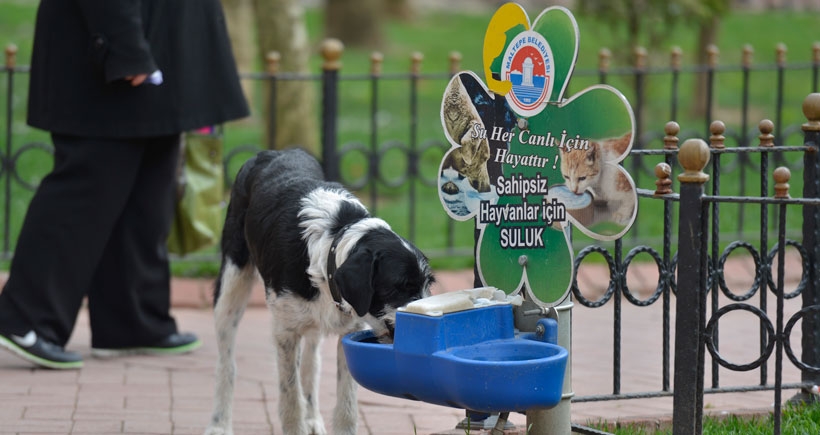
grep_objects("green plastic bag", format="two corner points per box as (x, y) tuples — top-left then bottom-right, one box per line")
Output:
(167, 128), (224, 256)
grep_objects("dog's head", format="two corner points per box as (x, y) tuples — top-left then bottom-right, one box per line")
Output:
(333, 228), (434, 339)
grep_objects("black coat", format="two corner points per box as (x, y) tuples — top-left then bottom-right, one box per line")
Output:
(27, 0), (250, 138)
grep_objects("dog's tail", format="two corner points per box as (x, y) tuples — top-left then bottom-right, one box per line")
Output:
(214, 154), (258, 305)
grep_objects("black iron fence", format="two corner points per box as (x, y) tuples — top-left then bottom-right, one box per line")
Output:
(3, 41), (820, 259)
(570, 110), (820, 435)
(3, 40), (820, 433)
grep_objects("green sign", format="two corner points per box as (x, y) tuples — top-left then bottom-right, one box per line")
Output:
(438, 4), (636, 307)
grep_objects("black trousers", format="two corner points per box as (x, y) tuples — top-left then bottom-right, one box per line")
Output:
(0, 133), (180, 348)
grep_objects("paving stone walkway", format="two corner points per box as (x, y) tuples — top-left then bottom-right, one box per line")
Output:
(0, 253), (808, 434)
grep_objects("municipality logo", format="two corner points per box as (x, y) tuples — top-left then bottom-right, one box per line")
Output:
(501, 30), (554, 117)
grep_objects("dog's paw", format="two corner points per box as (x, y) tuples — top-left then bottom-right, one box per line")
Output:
(203, 426), (233, 435)
(305, 417), (327, 435)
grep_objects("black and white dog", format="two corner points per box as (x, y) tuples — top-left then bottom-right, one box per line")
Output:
(204, 149), (434, 435)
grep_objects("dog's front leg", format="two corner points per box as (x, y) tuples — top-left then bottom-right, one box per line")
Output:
(333, 336), (358, 435)
(300, 331), (326, 435)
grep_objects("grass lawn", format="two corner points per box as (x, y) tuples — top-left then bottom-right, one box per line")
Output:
(588, 399), (820, 434)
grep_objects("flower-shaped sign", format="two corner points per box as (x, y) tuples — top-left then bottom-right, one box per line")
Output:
(438, 3), (636, 307)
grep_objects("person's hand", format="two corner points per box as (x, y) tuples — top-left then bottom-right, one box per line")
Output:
(124, 74), (148, 86)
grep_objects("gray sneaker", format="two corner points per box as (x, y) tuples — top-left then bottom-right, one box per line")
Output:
(0, 330), (83, 369)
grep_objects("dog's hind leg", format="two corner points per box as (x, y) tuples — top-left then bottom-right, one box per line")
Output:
(333, 336), (358, 435)
(204, 260), (256, 435)
(271, 316), (312, 435)
(300, 330), (327, 435)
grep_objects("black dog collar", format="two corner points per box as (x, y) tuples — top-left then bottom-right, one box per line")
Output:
(326, 223), (354, 310)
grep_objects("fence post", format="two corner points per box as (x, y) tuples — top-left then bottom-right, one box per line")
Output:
(598, 48), (610, 84)
(368, 51), (383, 214)
(796, 93), (820, 403)
(672, 138), (711, 435)
(321, 39), (343, 182)
(773, 166), (791, 435)
(775, 44), (787, 145)
(4, 44), (16, 257)
(631, 47), (646, 212)
(669, 47), (682, 122)
(407, 52), (422, 243)
(265, 51), (280, 150)
(703, 45), (719, 136)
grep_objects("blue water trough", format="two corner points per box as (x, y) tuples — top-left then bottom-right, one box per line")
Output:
(342, 289), (568, 413)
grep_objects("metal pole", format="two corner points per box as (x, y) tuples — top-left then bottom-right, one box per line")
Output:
(672, 139), (711, 435)
(3, 45), (17, 257)
(794, 93), (820, 403)
(662, 122), (680, 392)
(525, 295), (573, 435)
(709, 121), (725, 390)
(321, 39), (343, 182)
(369, 52), (382, 214)
(759, 119), (775, 387)
(265, 51), (280, 150)
(773, 166), (792, 435)
(408, 52), (422, 243)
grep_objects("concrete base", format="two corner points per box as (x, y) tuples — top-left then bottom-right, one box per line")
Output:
(455, 414), (516, 431)
(527, 399), (572, 435)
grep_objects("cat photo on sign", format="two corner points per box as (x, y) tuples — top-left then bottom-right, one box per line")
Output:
(555, 131), (636, 236)
(439, 72), (515, 219)
(441, 75), (492, 194)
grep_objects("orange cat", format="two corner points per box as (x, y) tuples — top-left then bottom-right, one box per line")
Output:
(559, 132), (634, 225)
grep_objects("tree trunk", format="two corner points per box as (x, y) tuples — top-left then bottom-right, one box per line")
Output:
(692, 16), (720, 122)
(386, 0), (413, 21)
(325, 0), (384, 49)
(219, 0), (256, 106)
(253, 0), (318, 153)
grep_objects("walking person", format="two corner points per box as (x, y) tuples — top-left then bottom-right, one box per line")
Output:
(0, 0), (249, 369)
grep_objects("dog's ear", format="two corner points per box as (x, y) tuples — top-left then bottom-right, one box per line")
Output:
(334, 249), (376, 317)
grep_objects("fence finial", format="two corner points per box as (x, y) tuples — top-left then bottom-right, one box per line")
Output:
(742, 45), (754, 68)
(776, 43), (787, 66)
(265, 51), (281, 75)
(803, 93), (820, 132)
(710, 121), (725, 149)
(670, 47), (682, 71)
(678, 139), (710, 184)
(664, 121), (680, 150)
(707, 44), (719, 68)
(599, 48), (611, 73)
(370, 52), (384, 76)
(449, 51), (462, 75)
(774, 167), (791, 199)
(5, 44), (16, 69)
(654, 163), (673, 195)
(321, 38), (344, 71)
(634, 46), (647, 70)
(759, 119), (775, 147)
(410, 52), (423, 75)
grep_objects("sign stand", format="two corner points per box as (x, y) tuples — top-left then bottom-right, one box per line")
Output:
(518, 294), (573, 434)
(437, 4), (637, 434)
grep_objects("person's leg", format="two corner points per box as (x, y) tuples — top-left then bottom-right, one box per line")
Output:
(88, 134), (196, 351)
(0, 134), (146, 367)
